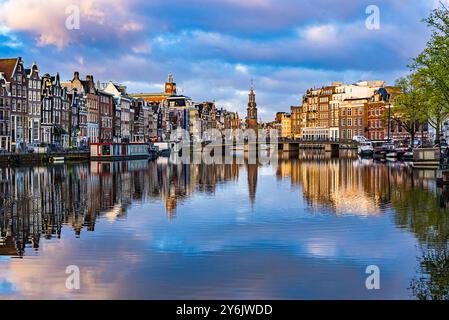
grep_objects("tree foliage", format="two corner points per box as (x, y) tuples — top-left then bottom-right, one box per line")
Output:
(395, 5), (449, 143)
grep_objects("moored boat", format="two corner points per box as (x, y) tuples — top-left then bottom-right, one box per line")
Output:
(90, 142), (152, 161)
(358, 141), (374, 157)
(412, 147), (441, 169)
(403, 151), (414, 162)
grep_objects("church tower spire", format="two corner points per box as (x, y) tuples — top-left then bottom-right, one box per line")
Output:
(246, 79), (258, 129)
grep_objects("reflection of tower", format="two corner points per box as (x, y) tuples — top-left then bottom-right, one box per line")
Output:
(246, 163), (258, 207)
(165, 195), (177, 219)
(246, 80), (258, 130)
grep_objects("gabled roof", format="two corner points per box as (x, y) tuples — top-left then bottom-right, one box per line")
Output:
(0, 58), (18, 80)
(111, 82), (127, 95)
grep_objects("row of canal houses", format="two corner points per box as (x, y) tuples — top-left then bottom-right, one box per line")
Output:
(0, 57), (160, 152)
(1, 57), (243, 153)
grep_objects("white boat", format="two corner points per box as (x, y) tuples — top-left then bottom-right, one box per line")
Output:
(358, 141), (374, 157)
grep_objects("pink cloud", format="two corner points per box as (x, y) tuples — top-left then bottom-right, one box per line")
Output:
(0, 0), (141, 48)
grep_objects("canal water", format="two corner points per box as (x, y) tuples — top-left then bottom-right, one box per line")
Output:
(0, 152), (448, 300)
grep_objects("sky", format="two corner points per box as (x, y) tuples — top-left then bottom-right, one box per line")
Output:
(0, 0), (443, 120)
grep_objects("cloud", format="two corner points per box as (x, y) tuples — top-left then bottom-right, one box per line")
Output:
(235, 64), (249, 74)
(0, 25), (23, 48)
(302, 24), (338, 44)
(204, 0), (272, 8)
(0, 0), (439, 121)
(0, 0), (141, 48)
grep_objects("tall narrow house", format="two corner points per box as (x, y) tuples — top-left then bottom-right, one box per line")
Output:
(26, 62), (41, 145)
(0, 72), (10, 151)
(0, 57), (28, 152)
(41, 73), (64, 146)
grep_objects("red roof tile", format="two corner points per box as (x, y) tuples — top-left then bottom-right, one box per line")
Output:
(0, 58), (18, 80)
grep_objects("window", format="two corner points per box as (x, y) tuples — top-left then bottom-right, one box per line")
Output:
(348, 119), (352, 126)
(347, 108), (352, 116)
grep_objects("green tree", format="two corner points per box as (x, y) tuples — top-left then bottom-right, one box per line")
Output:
(415, 68), (448, 143)
(410, 5), (449, 143)
(391, 75), (427, 147)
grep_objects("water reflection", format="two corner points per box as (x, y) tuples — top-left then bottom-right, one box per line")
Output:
(0, 160), (244, 257)
(0, 153), (449, 299)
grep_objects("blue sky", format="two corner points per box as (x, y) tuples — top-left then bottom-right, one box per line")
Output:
(0, 0), (441, 120)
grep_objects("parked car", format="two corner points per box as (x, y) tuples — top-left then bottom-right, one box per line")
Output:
(353, 136), (367, 143)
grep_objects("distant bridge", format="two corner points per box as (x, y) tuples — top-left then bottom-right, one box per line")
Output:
(200, 140), (358, 153)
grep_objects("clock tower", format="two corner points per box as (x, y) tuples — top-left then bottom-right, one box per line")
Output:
(165, 73), (177, 95)
(246, 80), (258, 130)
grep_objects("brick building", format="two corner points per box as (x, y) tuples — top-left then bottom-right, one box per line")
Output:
(98, 90), (114, 143)
(290, 106), (302, 139)
(26, 62), (41, 145)
(0, 72), (10, 151)
(339, 98), (369, 142)
(0, 57), (28, 152)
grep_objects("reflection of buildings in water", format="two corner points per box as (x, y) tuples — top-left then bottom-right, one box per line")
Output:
(161, 163), (241, 217)
(0, 161), (242, 256)
(276, 156), (420, 216)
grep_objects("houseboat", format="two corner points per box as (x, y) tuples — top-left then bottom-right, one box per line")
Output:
(412, 148), (441, 169)
(90, 142), (154, 161)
